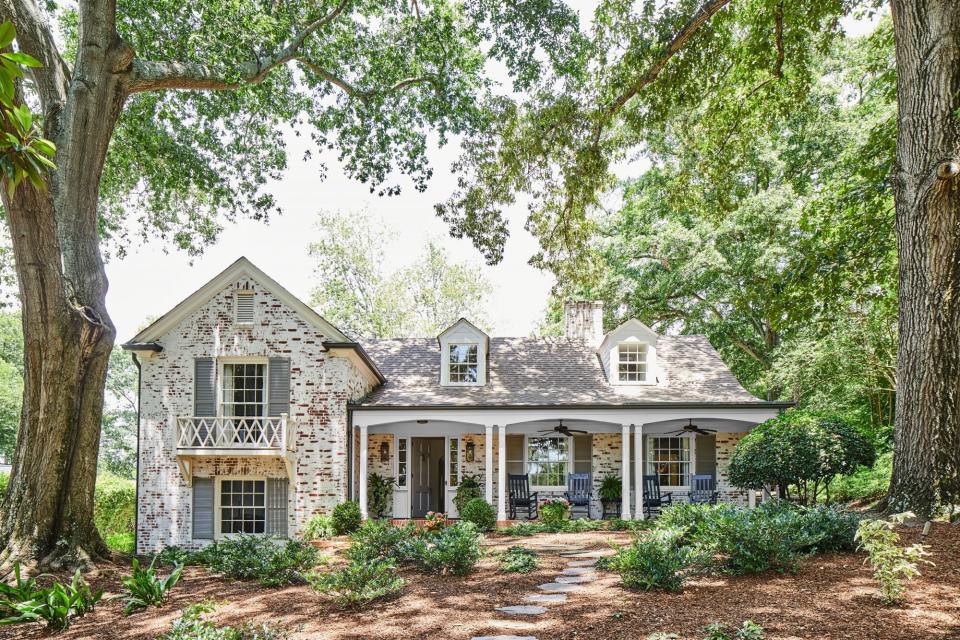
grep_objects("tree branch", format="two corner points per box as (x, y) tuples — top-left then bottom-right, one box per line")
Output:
(297, 57), (440, 101)
(0, 0), (70, 112)
(127, 0), (350, 93)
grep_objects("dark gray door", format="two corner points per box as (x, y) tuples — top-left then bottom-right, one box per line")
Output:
(411, 437), (444, 518)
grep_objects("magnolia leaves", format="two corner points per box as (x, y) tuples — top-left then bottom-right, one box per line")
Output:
(0, 21), (55, 198)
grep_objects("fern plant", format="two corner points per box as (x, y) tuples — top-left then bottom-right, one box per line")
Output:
(120, 556), (184, 615)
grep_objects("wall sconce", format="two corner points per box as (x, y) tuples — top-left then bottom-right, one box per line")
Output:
(379, 441), (389, 462)
(465, 441), (475, 463)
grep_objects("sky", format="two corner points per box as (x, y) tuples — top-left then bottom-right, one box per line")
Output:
(104, 9), (881, 343)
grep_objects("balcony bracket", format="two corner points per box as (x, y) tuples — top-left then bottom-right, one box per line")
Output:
(177, 457), (193, 486)
(284, 451), (296, 481)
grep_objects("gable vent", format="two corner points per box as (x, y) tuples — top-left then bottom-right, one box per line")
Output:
(235, 290), (255, 324)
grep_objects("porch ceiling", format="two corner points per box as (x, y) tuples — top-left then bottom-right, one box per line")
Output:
(363, 415), (767, 435)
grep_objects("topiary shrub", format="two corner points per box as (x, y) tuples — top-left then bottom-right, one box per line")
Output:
(331, 500), (363, 535)
(459, 497), (496, 531)
(728, 411), (875, 505)
(453, 474), (483, 513)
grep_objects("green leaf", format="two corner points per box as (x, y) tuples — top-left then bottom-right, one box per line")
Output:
(0, 22), (15, 50)
(1, 52), (42, 68)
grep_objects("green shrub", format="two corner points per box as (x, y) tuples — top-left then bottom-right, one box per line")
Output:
(728, 411), (875, 505)
(540, 498), (570, 527)
(562, 518), (606, 532)
(345, 520), (415, 564)
(155, 545), (207, 567)
(399, 522), (482, 576)
(302, 514), (335, 541)
(94, 473), (136, 551)
(704, 621), (765, 640)
(695, 506), (806, 575)
(161, 602), (289, 640)
(657, 503), (736, 545)
(331, 501), (363, 535)
(500, 546), (539, 573)
(0, 471), (8, 495)
(793, 504), (860, 552)
(831, 451), (893, 504)
(203, 535), (320, 586)
(120, 556), (183, 615)
(453, 474), (483, 512)
(367, 473), (394, 519)
(0, 565), (102, 630)
(855, 513), (930, 604)
(309, 560), (405, 609)
(460, 497), (496, 531)
(609, 529), (705, 592)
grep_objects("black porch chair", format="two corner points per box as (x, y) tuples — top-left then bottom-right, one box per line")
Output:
(642, 474), (673, 518)
(508, 474), (539, 520)
(689, 474), (719, 505)
(564, 473), (592, 519)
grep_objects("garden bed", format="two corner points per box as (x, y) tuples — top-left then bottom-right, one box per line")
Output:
(3, 524), (958, 640)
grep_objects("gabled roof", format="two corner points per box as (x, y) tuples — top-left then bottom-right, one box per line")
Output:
(358, 335), (781, 407)
(123, 257), (350, 346)
(436, 317), (488, 346)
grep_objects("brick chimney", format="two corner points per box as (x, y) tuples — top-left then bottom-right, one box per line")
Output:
(563, 301), (604, 347)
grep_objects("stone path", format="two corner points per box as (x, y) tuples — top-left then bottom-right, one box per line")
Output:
(470, 545), (614, 640)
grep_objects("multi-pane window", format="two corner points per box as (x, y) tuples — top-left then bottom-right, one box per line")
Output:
(527, 436), (568, 488)
(448, 344), (478, 383)
(618, 343), (648, 382)
(448, 438), (459, 487)
(647, 437), (690, 487)
(221, 363), (265, 418)
(397, 438), (407, 487)
(220, 479), (265, 534)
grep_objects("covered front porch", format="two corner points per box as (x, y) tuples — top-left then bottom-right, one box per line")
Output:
(351, 406), (781, 521)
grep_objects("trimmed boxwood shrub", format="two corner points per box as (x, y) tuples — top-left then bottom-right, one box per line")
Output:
(331, 500), (363, 535)
(459, 497), (496, 531)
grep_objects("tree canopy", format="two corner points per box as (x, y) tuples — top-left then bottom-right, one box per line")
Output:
(309, 210), (491, 338)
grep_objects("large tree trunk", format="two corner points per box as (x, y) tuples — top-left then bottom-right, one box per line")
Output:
(888, 0), (960, 518)
(0, 0), (127, 568)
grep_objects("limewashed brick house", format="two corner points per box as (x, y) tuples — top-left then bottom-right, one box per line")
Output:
(124, 257), (788, 553)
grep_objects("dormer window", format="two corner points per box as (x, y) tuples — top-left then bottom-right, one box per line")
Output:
(617, 342), (648, 383)
(438, 318), (488, 386)
(448, 344), (479, 383)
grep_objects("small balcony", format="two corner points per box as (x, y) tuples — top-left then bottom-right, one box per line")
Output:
(175, 415), (293, 456)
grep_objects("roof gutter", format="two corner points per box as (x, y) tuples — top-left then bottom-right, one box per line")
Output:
(322, 341), (386, 385)
(120, 342), (163, 353)
(349, 401), (795, 411)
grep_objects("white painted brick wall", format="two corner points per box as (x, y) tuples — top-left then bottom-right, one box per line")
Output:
(136, 276), (374, 553)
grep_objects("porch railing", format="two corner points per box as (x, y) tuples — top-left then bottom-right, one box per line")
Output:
(175, 415), (291, 452)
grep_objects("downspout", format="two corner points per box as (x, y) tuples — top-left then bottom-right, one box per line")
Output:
(346, 405), (353, 502)
(131, 352), (142, 555)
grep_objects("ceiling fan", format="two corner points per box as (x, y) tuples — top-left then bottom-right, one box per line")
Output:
(538, 420), (588, 436)
(668, 419), (717, 437)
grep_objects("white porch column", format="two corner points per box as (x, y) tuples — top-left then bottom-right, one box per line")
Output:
(634, 424), (644, 520)
(621, 424), (632, 519)
(497, 425), (507, 521)
(485, 425), (494, 504)
(359, 424), (369, 519)
(689, 432), (697, 486)
(748, 488), (757, 508)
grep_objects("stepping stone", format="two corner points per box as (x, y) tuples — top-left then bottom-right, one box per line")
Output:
(561, 567), (595, 576)
(555, 575), (595, 584)
(560, 550), (612, 558)
(482, 619), (539, 631)
(495, 605), (548, 615)
(524, 593), (567, 603)
(472, 637), (537, 640)
(567, 559), (598, 567)
(538, 582), (584, 593)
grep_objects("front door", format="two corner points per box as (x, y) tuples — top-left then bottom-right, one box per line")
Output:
(411, 437), (445, 518)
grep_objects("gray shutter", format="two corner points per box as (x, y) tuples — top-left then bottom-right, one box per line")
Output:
(194, 358), (216, 417)
(267, 357), (290, 416)
(266, 477), (289, 537)
(192, 477), (214, 540)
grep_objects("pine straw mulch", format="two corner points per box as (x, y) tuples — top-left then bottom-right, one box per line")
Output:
(3, 524), (959, 640)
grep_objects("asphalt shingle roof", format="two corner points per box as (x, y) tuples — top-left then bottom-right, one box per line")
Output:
(357, 335), (768, 407)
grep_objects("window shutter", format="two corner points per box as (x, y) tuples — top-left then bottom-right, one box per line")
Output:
(192, 477), (214, 540)
(268, 357), (291, 416)
(194, 358), (216, 417)
(265, 477), (289, 537)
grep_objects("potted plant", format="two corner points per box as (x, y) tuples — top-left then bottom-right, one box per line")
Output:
(540, 497), (571, 527)
(367, 473), (394, 519)
(599, 475), (621, 519)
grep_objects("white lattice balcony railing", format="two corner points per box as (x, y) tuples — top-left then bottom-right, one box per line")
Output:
(175, 415), (292, 453)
